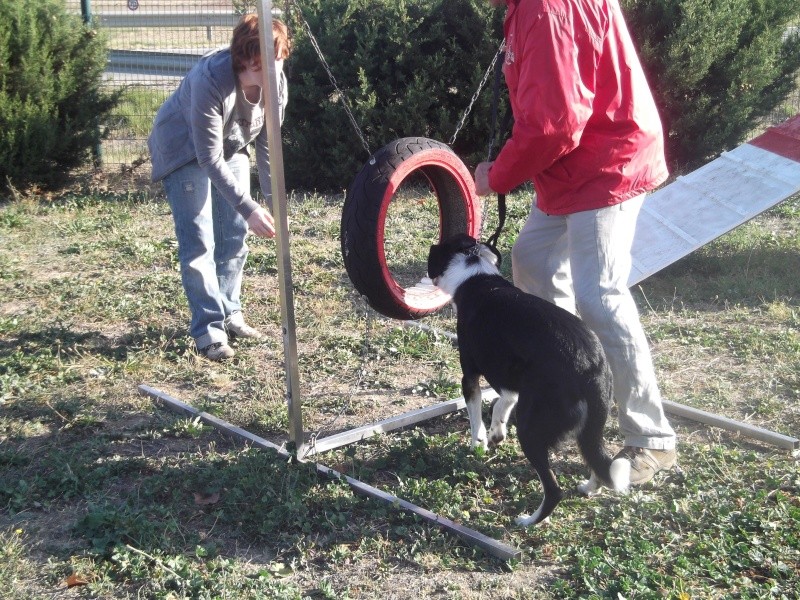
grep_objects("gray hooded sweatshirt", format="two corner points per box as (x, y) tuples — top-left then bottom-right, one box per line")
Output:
(148, 48), (288, 219)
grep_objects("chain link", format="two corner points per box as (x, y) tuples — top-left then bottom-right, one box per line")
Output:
(448, 40), (506, 148)
(288, 0), (372, 156)
(307, 295), (374, 452)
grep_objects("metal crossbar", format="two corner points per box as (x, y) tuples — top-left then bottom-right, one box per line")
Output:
(139, 384), (522, 561)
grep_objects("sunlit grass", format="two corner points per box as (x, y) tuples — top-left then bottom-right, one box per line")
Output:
(1, 189), (799, 598)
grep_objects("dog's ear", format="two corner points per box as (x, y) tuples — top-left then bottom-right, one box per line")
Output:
(451, 233), (478, 253)
(427, 243), (448, 280)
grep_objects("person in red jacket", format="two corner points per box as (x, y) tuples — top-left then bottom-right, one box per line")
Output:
(476, 0), (677, 485)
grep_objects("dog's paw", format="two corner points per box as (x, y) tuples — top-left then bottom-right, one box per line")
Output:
(487, 424), (507, 447)
(471, 438), (489, 453)
(577, 479), (601, 497)
(514, 514), (532, 527)
(577, 472), (604, 496)
(514, 513), (549, 527)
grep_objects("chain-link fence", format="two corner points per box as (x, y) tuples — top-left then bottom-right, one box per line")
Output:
(66, 1), (256, 171)
(69, 1), (799, 177)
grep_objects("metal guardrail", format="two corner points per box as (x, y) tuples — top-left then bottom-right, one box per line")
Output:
(99, 11), (280, 78)
(97, 11), (240, 29)
(107, 49), (204, 77)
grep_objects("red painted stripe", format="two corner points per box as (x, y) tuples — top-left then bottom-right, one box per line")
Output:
(748, 113), (800, 163)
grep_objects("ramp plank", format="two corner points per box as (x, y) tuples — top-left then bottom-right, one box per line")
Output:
(629, 115), (800, 286)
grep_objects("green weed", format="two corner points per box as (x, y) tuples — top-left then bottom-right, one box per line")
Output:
(1, 188), (799, 598)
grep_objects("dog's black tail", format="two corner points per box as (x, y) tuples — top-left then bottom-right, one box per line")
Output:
(515, 470), (564, 527)
(576, 372), (630, 493)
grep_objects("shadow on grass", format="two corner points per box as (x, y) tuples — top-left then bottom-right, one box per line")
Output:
(634, 246), (800, 309)
(72, 445), (361, 555)
(0, 322), (191, 364)
(0, 322), (190, 429)
(3, 383), (512, 572)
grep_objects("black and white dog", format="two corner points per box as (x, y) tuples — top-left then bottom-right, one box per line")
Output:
(427, 234), (629, 526)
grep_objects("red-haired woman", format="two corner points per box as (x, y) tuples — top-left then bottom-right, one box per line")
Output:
(149, 15), (291, 361)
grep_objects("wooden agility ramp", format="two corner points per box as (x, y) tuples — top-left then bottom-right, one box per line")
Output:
(629, 114), (800, 286)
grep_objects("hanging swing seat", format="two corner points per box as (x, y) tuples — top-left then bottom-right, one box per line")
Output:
(341, 137), (480, 320)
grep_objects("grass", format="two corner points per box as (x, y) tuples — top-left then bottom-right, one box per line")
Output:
(1, 181), (799, 599)
(110, 87), (171, 139)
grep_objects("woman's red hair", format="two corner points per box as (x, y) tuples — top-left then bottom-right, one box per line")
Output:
(231, 14), (291, 73)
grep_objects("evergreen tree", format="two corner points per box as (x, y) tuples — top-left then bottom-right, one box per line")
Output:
(283, 0), (504, 191)
(0, 0), (120, 190)
(622, 0), (800, 173)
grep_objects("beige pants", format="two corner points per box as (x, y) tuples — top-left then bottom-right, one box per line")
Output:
(511, 194), (675, 450)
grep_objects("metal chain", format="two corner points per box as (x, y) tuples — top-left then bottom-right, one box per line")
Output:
(448, 40), (506, 148)
(479, 197), (490, 240)
(287, 0), (372, 156)
(308, 295), (374, 452)
(288, 0), (505, 156)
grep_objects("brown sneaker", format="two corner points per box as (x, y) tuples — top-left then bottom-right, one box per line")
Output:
(201, 342), (235, 361)
(225, 317), (264, 340)
(615, 446), (677, 486)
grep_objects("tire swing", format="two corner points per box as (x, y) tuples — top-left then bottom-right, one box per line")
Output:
(341, 137), (481, 320)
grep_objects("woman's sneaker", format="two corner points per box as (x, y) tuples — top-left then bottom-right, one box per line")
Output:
(224, 316), (264, 339)
(201, 342), (235, 361)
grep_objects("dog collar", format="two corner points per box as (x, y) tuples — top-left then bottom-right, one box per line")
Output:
(464, 244), (482, 257)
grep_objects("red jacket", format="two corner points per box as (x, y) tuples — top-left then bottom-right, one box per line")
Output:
(488, 0), (669, 214)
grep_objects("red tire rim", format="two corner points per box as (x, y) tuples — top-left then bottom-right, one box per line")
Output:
(376, 148), (481, 316)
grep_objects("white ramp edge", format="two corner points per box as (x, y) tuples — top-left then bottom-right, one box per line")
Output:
(629, 114), (800, 286)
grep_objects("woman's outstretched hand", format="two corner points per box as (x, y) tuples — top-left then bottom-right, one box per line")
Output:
(247, 206), (276, 238)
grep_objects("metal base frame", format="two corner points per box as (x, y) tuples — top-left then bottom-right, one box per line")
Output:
(306, 388), (496, 456)
(138, 385), (522, 561)
(661, 400), (798, 452)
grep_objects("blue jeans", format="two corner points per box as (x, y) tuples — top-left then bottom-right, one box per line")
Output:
(511, 195), (676, 450)
(163, 154), (250, 349)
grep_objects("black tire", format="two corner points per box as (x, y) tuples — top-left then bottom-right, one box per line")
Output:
(341, 137), (480, 320)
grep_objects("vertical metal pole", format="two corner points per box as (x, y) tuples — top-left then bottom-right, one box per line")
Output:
(80, 0), (92, 22)
(255, 1), (306, 457)
(81, 0), (102, 167)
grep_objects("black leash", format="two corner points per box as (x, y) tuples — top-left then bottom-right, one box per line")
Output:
(483, 193), (506, 254)
(483, 51), (513, 259)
